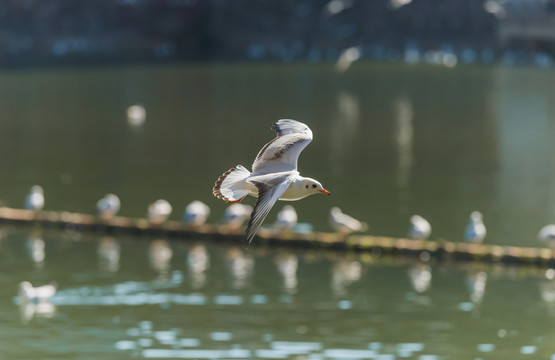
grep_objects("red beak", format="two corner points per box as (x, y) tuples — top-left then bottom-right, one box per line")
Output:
(320, 189), (331, 196)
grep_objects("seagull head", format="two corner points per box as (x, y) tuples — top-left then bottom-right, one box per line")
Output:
(470, 211), (483, 223)
(31, 185), (43, 195)
(302, 178), (331, 196)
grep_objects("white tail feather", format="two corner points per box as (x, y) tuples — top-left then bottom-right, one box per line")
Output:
(213, 165), (253, 202)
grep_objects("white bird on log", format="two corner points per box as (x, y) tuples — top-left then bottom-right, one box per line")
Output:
(25, 185), (44, 211)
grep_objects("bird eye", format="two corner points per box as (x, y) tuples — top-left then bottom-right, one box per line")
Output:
(305, 185), (309, 189)
(312, 184), (317, 189)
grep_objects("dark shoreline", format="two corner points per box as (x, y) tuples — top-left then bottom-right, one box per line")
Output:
(1, 0), (553, 69)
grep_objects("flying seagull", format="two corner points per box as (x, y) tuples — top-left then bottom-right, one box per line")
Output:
(213, 119), (331, 246)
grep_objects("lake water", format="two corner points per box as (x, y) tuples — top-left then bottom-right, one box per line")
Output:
(1, 229), (555, 359)
(0, 62), (555, 358)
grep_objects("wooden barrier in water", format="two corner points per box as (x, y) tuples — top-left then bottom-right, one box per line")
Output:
(0, 206), (553, 268)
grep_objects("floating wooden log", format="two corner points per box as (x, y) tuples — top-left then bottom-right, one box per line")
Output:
(0, 206), (553, 268)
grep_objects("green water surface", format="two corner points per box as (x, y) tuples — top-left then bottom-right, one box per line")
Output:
(0, 62), (554, 359)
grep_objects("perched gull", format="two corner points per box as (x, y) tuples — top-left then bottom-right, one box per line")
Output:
(539, 224), (555, 248)
(222, 203), (253, 230)
(96, 193), (121, 219)
(274, 205), (298, 232)
(409, 215), (431, 240)
(25, 185), (44, 211)
(329, 207), (367, 234)
(464, 211), (486, 243)
(19, 281), (56, 304)
(147, 199), (172, 224)
(213, 119), (331, 245)
(183, 200), (211, 226)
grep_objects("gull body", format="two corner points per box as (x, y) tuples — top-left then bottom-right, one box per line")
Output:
(329, 207), (367, 234)
(539, 224), (555, 248)
(274, 205), (298, 232)
(19, 281), (56, 304)
(147, 199), (172, 224)
(96, 194), (121, 219)
(222, 203), (253, 229)
(213, 119), (330, 245)
(464, 211), (486, 243)
(25, 185), (44, 211)
(409, 215), (431, 240)
(183, 200), (210, 226)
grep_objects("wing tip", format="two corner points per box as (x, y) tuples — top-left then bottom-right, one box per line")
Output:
(271, 119), (308, 136)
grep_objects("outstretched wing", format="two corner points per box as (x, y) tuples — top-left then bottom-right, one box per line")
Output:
(243, 177), (292, 246)
(252, 119), (313, 174)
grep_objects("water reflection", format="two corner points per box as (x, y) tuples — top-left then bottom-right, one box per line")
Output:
(19, 301), (56, 324)
(225, 246), (254, 290)
(394, 96), (414, 195)
(25, 232), (45, 267)
(465, 267), (488, 304)
(408, 263), (432, 293)
(331, 257), (361, 296)
(186, 243), (209, 289)
(274, 250), (298, 294)
(540, 276), (555, 318)
(7, 230), (555, 358)
(330, 91), (360, 176)
(149, 239), (173, 280)
(97, 236), (120, 273)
